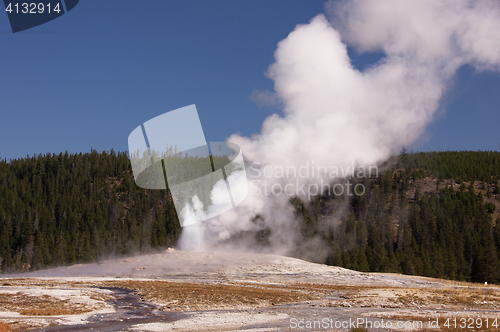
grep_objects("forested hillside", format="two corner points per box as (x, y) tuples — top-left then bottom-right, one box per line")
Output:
(1, 150), (499, 284)
(292, 150), (500, 283)
(0, 150), (180, 272)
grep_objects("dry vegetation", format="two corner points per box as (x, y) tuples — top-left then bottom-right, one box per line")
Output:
(2, 252), (500, 331)
(0, 323), (11, 332)
(0, 292), (91, 316)
(77, 278), (500, 313)
(100, 279), (318, 311)
(0, 279), (112, 331)
(318, 285), (500, 310)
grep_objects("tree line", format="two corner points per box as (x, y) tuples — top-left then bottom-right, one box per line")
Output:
(0, 150), (180, 272)
(290, 150), (500, 283)
(0, 149), (499, 284)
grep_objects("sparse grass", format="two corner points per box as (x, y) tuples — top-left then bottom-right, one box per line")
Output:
(1, 277), (500, 331)
(428, 286), (500, 306)
(89, 293), (113, 302)
(101, 280), (318, 310)
(0, 291), (92, 316)
(290, 283), (390, 291)
(0, 280), (109, 330)
(19, 308), (74, 316)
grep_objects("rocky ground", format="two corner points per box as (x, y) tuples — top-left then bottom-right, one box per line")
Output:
(1, 249), (500, 331)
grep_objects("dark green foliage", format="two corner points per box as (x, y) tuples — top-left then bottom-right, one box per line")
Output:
(1, 149), (500, 285)
(398, 150), (500, 183)
(485, 202), (496, 214)
(0, 150), (181, 273)
(294, 150), (500, 284)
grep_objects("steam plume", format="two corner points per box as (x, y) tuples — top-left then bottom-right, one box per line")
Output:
(179, 0), (500, 257)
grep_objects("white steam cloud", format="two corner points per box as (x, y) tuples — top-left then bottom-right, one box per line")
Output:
(178, 0), (500, 257)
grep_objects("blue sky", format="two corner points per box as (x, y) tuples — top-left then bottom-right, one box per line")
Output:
(0, 0), (499, 161)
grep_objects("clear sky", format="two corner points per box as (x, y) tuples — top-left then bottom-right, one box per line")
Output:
(1, 0), (499, 161)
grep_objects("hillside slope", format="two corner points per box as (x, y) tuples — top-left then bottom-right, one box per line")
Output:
(1, 150), (499, 284)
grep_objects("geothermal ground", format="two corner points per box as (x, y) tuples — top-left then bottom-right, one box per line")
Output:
(1, 250), (500, 331)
